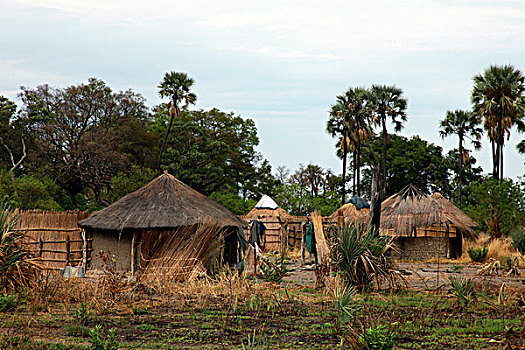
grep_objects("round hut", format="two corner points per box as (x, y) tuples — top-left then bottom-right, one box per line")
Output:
(244, 195), (293, 251)
(78, 172), (246, 277)
(245, 195), (290, 220)
(380, 184), (478, 259)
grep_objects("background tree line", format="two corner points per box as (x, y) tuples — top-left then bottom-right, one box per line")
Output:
(0, 67), (524, 237)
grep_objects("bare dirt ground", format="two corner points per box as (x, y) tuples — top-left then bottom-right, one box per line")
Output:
(283, 259), (525, 291)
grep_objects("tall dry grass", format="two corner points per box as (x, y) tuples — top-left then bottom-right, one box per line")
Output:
(461, 235), (523, 266)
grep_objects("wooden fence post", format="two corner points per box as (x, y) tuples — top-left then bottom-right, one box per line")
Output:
(38, 238), (44, 257)
(65, 235), (70, 267)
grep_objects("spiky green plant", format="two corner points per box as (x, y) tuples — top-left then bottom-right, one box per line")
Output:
(334, 284), (361, 333)
(0, 202), (39, 291)
(331, 224), (396, 290)
(450, 275), (477, 309)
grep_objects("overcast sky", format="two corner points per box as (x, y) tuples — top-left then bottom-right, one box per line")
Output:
(1, 0), (524, 179)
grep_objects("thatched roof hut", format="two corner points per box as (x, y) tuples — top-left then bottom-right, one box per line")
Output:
(80, 172), (245, 231)
(380, 184), (478, 259)
(245, 195), (290, 220)
(380, 184), (477, 239)
(79, 172), (246, 275)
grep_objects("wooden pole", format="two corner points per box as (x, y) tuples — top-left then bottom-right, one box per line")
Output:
(131, 231), (137, 274)
(81, 229), (87, 268)
(65, 235), (70, 267)
(38, 238), (43, 257)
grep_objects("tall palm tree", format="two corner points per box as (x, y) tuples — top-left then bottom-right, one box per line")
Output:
(327, 87), (372, 199)
(369, 85), (407, 198)
(471, 65), (525, 180)
(156, 71), (197, 169)
(439, 110), (482, 206)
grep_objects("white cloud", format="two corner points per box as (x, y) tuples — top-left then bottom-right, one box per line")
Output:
(232, 45), (339, 60)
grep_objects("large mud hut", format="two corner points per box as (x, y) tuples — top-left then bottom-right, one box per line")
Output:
(78, 172), (246, 279)
(380, 184), (478, 260)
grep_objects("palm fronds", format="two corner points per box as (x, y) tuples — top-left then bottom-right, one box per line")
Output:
(331, 224), (397, 290)
(0, 202), (40, 291)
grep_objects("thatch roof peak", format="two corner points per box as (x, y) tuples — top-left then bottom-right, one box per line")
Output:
(380, 184), (477, 239)
(79, 172), (245, 231)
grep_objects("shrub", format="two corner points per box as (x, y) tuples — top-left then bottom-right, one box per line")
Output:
(89, 325), (119, 350)
(260, 258), (287, 283)
(334, 284), (361, 333)
(468, 246), (487, 262)
(511, 228), (525, 254)
(72, 302), (93, 326)
(331, 224), (396, 290)
(0, 202), (40, 292)
(450, 275), (476, 308)
(358, 324), (395, 350)
(0, 293), (19, 312)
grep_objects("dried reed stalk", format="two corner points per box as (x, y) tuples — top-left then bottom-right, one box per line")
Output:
(139, 221), (227, 287)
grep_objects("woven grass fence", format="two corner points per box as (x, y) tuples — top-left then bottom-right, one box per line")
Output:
(14, 210), (90, 270)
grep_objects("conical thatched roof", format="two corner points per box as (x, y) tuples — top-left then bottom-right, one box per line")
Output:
(245, 195), (290, 219)
(380, 184), (477, 239)
(431, 192), (478, 233)
(78, 172), (246, 231)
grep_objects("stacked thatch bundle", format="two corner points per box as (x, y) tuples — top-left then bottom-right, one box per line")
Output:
(79, 172), (246, 278)
(329, 203), (370, 226)
(245, 195), (290, 220)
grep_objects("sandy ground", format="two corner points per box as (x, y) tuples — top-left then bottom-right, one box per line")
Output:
(282, 259), (525, 291)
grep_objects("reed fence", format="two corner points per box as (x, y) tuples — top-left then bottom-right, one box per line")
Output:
(15, 210), (91, 270)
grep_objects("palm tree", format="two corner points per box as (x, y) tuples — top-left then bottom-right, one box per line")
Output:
(156, 71), (197, 169)
(327, 87), (372, 199)
(471, 65), (525, 180)
(369, 85), (407, 198)
(439, 110), (482, 206)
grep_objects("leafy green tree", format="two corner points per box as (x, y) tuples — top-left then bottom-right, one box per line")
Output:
(361, 134), (450, 198)
(209, 192), (256, 215)
(153, 106), (276, 199)
(157, 71), (197, 168)
(443, 148), (483, 205)
(471, 65), (525, 180)
(273, 183), (339, 216)
(439, 110), (482, 206)
(18, 78), (151, 207)
(465, 177), (525, 238)
(0, 96), (26, 183)
(107, 165), (157, 204)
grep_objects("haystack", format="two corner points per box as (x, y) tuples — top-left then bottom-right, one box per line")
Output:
(380, 184), (477, 259)
(79, 172), (246, 278)
(245, 195), (290, 220)
(329, 203), (370, 226)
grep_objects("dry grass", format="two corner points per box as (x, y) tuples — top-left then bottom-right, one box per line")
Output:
(461, 235), (524, 266)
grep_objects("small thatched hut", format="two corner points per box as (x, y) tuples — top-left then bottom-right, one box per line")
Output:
(78, 172), (246, 277)
(245, 195), (290, 220)
(380, 184), (477, 260)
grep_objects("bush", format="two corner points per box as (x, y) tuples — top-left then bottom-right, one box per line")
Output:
(511, 228), (525, 254)
(468, 246), (487, 262)
(72, 302), (93, 326)
(0, 293), (19, 312)
(358, 324), (395, 350)
(331, 224), (395, 290)
(89, 325), (119, 350)
(260, 258), (287, 283)
(450, 275), (476, 308)
(0, 202), (40, 292)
